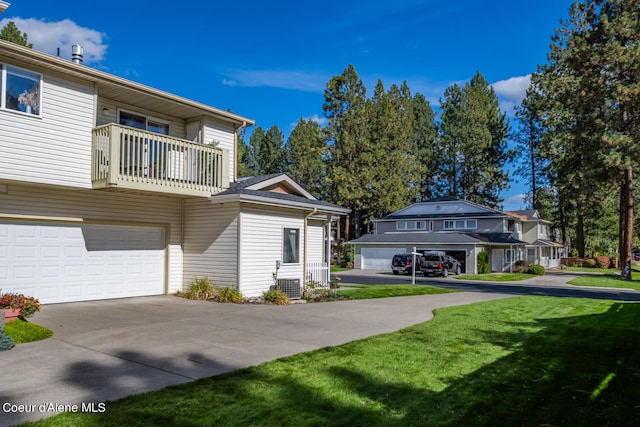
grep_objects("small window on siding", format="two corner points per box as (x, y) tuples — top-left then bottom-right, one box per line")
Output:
(2, 65), (41, 115)
(283, 228), (300, 264)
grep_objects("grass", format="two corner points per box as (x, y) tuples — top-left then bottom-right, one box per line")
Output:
(565, 265), (640, 291)
(24, 296), (640, 427)
(3, 320), (52, 343)
(456, 272), (534, 282)
(336, 284), (458, 299)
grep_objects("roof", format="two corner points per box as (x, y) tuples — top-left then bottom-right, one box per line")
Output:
(348, 231), (526, 246)
(0, 40), (254, 126)
(377, 197), (506, 221)
(211, 173), (350, 215)
(505, 209), (552, 224)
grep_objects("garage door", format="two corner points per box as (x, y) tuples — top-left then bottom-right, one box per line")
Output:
(0, 222), (166, 304)
(362, 247), (404, 270)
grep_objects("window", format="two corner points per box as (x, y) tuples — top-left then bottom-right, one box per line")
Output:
(443, 220), (477, 230)
(2, 65), (41, 115)
(283, 228), (300, 264)
(506, 249), (515, 263)
(119, 111), (169, 135)
(396, 221), (426, 231)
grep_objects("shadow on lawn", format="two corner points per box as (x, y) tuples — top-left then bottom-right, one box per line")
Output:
(51, 302), (640, 427)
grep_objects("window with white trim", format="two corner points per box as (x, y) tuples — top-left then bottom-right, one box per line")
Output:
(283, 228), (300, 264)
(1, 65), (42, 116)
(119, 111), (170, 135)
(396, 221), (426, 231)
(443, 219), (477, 230)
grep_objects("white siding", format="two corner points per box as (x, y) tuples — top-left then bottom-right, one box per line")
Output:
(239, 206), (305, 298)
(307, 220), (325, 264)
(203, 118), (235, 183)
(0, 183), (184, 293)
(182, 199), (239, 289)
(0, 73), (95, 188)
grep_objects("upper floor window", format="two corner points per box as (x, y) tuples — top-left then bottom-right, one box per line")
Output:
(1, 65), (41, 116)
(397, 221), (426, 231)
(444, 219), (477, 230)
(119, 111), (169, 135)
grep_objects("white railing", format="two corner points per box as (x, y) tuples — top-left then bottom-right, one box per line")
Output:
(306, 262), (330, 287)
(92, 123), (229, 196)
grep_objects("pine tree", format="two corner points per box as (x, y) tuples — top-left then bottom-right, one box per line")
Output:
(0, 21), (32, 48)
(283, 118), (327, 198)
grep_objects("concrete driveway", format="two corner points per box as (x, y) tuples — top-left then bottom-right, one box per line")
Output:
(1, 289), (509, 426)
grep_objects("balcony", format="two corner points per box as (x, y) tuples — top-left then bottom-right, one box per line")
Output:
(92, 124), (229, 197)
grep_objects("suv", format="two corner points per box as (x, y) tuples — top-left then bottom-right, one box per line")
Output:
(391, 254), (420, 275)
(421, 251), (462, 277)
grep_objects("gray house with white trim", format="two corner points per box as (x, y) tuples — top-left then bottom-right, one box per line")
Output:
(349, 197), (560, 274)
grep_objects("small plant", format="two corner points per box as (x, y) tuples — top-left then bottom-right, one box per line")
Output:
(216, 287), (244, 304)
(3, 320), (52, 343)
(0, 330), (15, 351)
(595, 256), (611, 269)
(262, 289), (289, 305)
(583, 259), (596, 268)
(0, 292), (41, 319)
(303, 280), (331, 301)
(526, 264), (545, 276)
(477, 251), (490, 274)
(178, 277), (215, 300)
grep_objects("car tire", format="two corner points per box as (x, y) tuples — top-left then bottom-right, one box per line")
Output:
(393, 270), (399, 275)
(455, 265), (461, 275)
(423, 271), (429, 277)
(442, 268), (448, 278)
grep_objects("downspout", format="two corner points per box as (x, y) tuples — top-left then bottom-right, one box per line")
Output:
(304, 208), (318, 286)
(233, 121), (248, 183)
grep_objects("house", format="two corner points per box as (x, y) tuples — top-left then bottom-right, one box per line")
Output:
(0, 40), (348, 303)
(349, 197), (561, 274)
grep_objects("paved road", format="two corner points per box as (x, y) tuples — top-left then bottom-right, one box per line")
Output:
(334, 269), (640, 301)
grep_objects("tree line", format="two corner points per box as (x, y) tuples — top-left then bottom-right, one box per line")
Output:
(239, 65), (512, 241)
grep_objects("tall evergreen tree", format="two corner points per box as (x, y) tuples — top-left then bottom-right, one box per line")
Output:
(246, 125), (285, 176)
(323, 64), (369, 240)
(534, 0), (640, 277)
(0, 21), (32, 48)
(412, 93), (440, 200)
(283, 118), (327, 197)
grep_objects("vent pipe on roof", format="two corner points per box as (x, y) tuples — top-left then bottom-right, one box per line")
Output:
(71, 45), (83, 64)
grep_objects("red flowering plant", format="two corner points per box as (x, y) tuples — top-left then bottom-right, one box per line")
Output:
(0, 291), (41, 319)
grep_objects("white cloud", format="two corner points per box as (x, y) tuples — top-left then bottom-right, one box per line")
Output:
(0, 18), (107, 64)
(502, 193), (529, 211)
(220, 69), (328, 92)
(491, 74), (531, 114)
(304, 114), (327, 126)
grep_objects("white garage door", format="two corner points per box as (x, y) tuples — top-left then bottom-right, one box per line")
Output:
(0, 222), (166, 304)
(362, 247), (404, 270)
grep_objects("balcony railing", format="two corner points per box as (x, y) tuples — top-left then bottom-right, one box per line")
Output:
(92, 123), (229, 197)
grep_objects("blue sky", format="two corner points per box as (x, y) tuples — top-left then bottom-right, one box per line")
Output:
(1, 0), (575, 210)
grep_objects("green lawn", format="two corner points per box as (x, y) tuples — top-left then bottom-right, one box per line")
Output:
(3, 319), (52, 343)
(456, 272), (534, 282)
(25, 296), (640, 426)
(336, 284), (458, 299)
(568, 272), (640, 290)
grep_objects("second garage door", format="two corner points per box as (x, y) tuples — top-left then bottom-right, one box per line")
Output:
(0, 222), (166, 304)
(362, 247), (404, 270)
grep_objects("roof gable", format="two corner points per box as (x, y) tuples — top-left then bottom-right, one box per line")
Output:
(238, 174), (316, 200)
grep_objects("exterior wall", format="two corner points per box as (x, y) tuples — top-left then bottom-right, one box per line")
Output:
(239, 205), (305, 298)
(0, 72), (95, 189)
(306, 219), (325, 264)
(203, 118), (235, 183)
(521, 223), (538, 243)
(182, 199), (239, 289)
(0, 182), (184, 292)
(375, 217), (505, 234)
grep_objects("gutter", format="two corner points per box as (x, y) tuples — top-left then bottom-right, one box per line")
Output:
(233, 120), (249, 183)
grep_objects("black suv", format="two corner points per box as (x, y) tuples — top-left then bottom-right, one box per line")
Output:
(421, 252), (462, 277)
(391, 254), (419, 275)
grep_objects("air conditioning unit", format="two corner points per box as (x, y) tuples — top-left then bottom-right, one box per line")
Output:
(277, 278), (301, 300)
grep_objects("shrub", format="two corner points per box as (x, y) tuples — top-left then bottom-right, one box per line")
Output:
(595, 256), (611, 269)
(514, 260), (528, 273)
(3, 320), (52, 343)
(262, 289), (289, 305)
(216, 287), (243, 304)
(583, 259), (596, 268)
(345, 262), (354, 269)
(526, 264), (545, 276)
(303, 281), (331, 301)
(477, 251), (489, 274)
(0, 330), (15, 351)
(179, 277), (215, 300)
(0, 292), (41, 319)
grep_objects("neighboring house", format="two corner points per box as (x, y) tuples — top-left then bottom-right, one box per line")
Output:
(0, 40), (348, 303)
(349, 197), (561, 274)
(504, 209), (564, 269)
